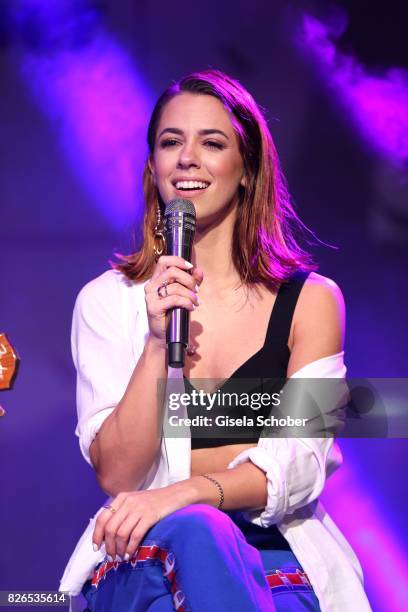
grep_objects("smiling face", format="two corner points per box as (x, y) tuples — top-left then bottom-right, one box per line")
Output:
(150, 93), (245, 228)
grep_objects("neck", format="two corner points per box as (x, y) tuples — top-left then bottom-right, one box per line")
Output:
(192, 209), (241, 291)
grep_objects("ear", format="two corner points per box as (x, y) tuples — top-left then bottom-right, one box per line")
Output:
(240, 173), (247, 188)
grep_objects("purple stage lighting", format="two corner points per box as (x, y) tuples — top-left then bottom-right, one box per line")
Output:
(322, 453), (408, 611)
(297, 12), (408, 170)
(12, 1), (152, 228)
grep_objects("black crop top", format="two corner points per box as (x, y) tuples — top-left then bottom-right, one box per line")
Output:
(184, 270), (310, 450)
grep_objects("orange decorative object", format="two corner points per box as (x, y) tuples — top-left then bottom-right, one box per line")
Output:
(0, 333), (20, 391)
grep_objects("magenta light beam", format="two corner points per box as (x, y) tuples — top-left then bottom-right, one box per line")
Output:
(297, 12), (408, 170)
(14, 2), (152, 228)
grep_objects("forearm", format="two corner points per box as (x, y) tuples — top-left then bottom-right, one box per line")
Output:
(92, 337), (167, 494)
(167, 461), (268, 513)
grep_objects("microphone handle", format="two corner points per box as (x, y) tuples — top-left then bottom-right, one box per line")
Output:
(166, 226), (194, 368)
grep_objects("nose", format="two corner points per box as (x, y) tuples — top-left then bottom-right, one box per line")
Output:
(177, 141), (201, 169)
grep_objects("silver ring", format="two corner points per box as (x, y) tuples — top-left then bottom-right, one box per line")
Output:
(157, 280), (169, 299)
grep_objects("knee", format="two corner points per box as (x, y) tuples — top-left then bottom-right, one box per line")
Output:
(157, 504), (235, 540)
(163, 503), (228, 527)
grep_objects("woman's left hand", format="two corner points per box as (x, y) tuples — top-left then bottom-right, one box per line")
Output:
(92, 483), (195, 561)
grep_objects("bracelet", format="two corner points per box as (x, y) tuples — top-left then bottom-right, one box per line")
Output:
(200, 474), (225, 510)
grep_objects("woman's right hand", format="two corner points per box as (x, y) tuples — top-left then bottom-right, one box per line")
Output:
(144, 256), (203, 347)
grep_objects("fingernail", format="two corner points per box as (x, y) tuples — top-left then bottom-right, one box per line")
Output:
(124, 553), (130, 562)
(115, 554), (122, 562)
(195, 284), (199, 292)
(196, 296), (200, 305)
(184, 261), (193, 269)
(107, 555), (114, 562)
(92, 543), (99, 552)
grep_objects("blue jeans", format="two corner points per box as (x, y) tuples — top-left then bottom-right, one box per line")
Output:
(83, 504), (320, 611)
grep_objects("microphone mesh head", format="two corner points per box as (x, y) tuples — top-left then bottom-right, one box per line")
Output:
(164, 199), (196, 218)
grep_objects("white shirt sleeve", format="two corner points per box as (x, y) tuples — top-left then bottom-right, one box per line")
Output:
(72, 271), (136, 466)
(227, 351), (347, 526)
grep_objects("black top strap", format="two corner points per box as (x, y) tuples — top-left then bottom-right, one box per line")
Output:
(267, 270), (310, 345)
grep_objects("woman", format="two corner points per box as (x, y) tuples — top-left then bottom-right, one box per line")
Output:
(60, 70), (371, 611)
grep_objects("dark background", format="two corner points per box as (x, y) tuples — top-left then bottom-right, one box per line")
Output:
(1, 1), (407, 610)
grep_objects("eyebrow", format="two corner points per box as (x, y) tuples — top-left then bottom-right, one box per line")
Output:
(157, 127), (230, 140)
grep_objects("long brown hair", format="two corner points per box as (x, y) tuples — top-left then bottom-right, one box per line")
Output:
(114, 69), (316, 287)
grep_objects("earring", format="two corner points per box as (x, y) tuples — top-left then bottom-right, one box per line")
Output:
(153, 202), (166, 258)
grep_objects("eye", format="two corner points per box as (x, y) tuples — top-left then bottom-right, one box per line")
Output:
(159, 138), (180, 149)
(204, 140), (225, 150)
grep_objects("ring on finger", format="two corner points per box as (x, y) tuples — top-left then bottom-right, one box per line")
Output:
(103, 504), (117, 514)
(157, 280), (170, 299)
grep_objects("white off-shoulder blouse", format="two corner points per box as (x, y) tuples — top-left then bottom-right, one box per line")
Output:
(60, 270), (371, 612)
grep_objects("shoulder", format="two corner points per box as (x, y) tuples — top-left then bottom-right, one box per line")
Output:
(296, 272), (345, 320)
(76, 269), (129, 300)
(74, 270), (119, 318)
(76, 269), (146, 308)
(287, 272), (345, 370)
(73, 270), (147, 328)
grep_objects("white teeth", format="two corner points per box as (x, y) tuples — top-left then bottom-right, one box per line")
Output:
(175, 181), (209, 190)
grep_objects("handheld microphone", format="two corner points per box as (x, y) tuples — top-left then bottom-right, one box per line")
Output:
(164, 199), (196, 367)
